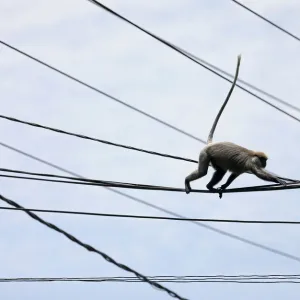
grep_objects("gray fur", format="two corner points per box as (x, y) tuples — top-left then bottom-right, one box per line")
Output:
(184, 54), (287, 195)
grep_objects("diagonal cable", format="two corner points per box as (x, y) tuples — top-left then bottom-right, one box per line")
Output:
(0, 40), (203, 143)
(0, 114), (199, 162)
(85, 0), (300, 123)
(230, 0), (300, 42)
(176, 46), (300, 113)
(1, 141), (300, 263)
(0, 193), (188, 300)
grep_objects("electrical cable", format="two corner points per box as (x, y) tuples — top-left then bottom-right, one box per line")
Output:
(1, 274), (300, 284)
(176, 46), (300, 113)
(0, 193), (188, 300)
(2, 205), (300, 224)
(230, 0), (300, 43)
(0, 114), (298, 184)
(85, 0), (300, 123)
(0, 40), (203, 143)
(0, 114), (199, 163)
(1, 141), (300, 263)
(0, 167), (300, 194)
(1, 38), (299, 138)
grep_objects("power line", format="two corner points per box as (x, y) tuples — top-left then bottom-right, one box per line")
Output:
(230, 0), (300, 43)
(2, 205), (300, 225)
(0, 40), (203, 143)
(1, 141), (300, 263)
(0, 113), (199, 163)
(0, 114), (298, 184)
(85, 0), (300, 123)
(178, 47), (300, 113)
(0, 193), (188, 300)
(1, 167), (300, 194)
(1, 275), (300, 284)
(1, 40), (300, 138)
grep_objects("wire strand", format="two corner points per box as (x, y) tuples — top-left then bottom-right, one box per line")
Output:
(1, 168), (299, 192)
(0, 193), (188, 300)
(1, 167), (300, 194)
(2, 205), (300, 224)
(1, 141), (300, 262)
(85, 0), (300, 124)
(1, 275), (300, 284)
(230, 0), (300, 42)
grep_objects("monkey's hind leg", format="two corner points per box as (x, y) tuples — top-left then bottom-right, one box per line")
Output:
(217, 173), (240, 199)
(206, 168), (227, 191)
(185, 151), (210, 194)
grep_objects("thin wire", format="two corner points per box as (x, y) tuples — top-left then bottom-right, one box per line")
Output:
(1, 168), (300, 194)
(177, 47), (300, 113)
(1, 275), (300, 284)
(2, 205), (300, 224)
(0, 40), (204, 143)
(1, 40), (300, 134)
(230, 0), (300, 43)
(1, 141), (300, 263)
(0, 194), (188, 300)
(85, 0), (300, 124)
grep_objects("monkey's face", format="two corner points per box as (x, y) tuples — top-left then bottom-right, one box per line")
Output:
(259, 157), (267, 168)
(252, 156), (267, 168)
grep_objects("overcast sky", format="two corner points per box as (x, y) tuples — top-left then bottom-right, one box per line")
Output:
(0, 0), (300, 299)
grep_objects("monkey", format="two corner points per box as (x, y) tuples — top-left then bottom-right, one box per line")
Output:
(184, 54), (287, 197)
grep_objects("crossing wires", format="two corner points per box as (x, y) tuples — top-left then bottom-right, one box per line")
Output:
(2, 140), (300, 263)
(85, 0), (300, 122)
(0, 193), (188, 300)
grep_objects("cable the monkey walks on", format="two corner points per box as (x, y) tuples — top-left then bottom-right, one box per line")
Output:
(185, 54), (287, 197)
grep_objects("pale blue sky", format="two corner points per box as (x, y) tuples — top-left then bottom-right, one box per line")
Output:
(0, 0), (300, 299)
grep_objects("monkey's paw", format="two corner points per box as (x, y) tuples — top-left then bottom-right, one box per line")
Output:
(184, 179), (192, 194)
(185, 187), (191, 194)
(278, 179), (287, 186)
(216, 187), (225, 199)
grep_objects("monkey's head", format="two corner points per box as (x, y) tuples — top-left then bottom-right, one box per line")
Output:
(253, 152), (268, 168)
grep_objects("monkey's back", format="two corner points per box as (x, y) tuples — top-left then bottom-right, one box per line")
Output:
(206, 142), (254, 173)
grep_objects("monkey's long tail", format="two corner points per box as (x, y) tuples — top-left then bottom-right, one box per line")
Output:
(207, 54), (242, 144)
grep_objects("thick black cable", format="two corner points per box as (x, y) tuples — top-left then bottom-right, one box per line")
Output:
(1, 167), (300, 194)
(1, 141), (300, 263)
(0, 114), (198, 163)
(0, 194), (188, 300)
(85, 0), (300, 124)
(230, 0), (300, 43)
(2, 205), (300, 224)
